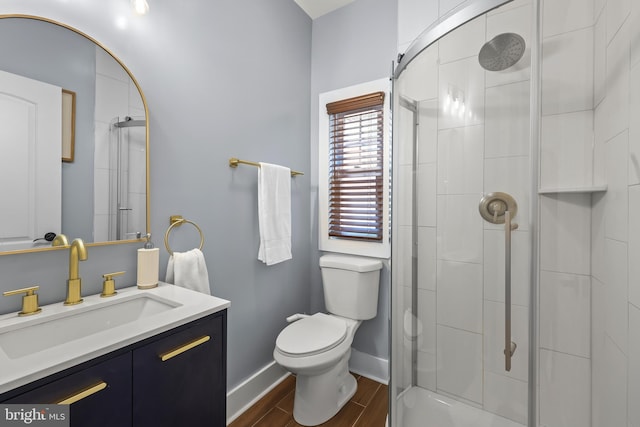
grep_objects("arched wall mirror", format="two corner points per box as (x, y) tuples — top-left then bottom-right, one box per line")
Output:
(0, 15), (150, 255)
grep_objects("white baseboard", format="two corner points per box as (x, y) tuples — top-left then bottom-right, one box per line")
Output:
(226, 361), (290, 425)
(349, 348), (389, 385)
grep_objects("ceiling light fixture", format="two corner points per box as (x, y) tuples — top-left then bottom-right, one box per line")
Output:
(131, 0), (149, 15)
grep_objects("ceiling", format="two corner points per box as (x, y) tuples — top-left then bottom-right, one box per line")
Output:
(293, 0), (356, 19)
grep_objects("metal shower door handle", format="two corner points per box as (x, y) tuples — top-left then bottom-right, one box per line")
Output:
(478, 192), (518, 372)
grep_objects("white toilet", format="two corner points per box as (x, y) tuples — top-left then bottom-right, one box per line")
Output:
(273, 254), (383, 426)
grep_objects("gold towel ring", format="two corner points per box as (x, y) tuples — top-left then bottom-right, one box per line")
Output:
(164, 216), (204, 255)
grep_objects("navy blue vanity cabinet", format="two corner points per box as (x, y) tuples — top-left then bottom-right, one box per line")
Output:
(2, 352), (132, 427)
(132, 311), (226, 427)
(0, 309), (227, 427)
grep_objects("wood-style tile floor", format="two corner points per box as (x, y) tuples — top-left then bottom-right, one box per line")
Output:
(229, 373), (388, 427)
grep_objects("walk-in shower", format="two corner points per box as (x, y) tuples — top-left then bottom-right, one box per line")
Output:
(108, 116), (146, 240)
(390, 0), (638, 425)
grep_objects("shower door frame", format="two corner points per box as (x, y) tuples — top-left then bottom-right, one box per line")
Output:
(390, 0), (541, 425)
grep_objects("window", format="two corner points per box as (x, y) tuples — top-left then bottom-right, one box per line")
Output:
(318, 79), (390, 258)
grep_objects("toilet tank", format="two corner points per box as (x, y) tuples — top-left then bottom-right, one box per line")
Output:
(319, 254), (383, 320)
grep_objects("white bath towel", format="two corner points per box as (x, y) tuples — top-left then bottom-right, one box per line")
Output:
(165, 248), (211, 295)
(258, 162), (292, 265)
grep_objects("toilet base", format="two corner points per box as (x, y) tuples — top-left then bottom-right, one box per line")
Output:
(292, 350), (356, 426)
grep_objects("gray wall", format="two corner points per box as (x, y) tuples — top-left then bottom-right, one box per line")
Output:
(0, 0), (312, 390)
(310, 0), (398, 359)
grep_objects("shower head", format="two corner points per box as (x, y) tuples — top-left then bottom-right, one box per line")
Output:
(478, 32), (526, 71)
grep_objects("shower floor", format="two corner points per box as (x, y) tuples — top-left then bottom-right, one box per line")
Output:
(395, 387), (524, 427)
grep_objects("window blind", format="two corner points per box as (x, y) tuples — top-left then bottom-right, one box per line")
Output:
(326, 91), (385, 242)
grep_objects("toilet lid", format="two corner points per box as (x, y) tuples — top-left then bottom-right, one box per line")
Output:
(276, 313), (348, 357)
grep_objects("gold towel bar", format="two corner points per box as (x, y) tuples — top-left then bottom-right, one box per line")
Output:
(164, 215), (204, 255)
(229, 157), (303, 176)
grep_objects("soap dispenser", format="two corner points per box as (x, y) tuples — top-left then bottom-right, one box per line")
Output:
(137, 233), (159, 289)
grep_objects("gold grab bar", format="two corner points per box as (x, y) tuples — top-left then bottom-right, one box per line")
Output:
(57, 381), (107, 405)
(164, 215), (204, 255)
(229, 157), (303, 176)
(159, 335), (211, 362)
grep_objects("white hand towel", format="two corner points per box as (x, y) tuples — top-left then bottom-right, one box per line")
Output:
(258, 162), (292, 265)
(165, 248), (211, 295)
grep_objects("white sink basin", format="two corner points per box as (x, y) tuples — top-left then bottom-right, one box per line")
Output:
(0, 294), (179, 359)
(0, 283), (230, 395)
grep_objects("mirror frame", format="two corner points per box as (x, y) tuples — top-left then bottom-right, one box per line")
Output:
(0, 14), (150, 256)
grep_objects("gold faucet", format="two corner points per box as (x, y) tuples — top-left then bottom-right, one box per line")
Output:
(52, 236), (88, 305)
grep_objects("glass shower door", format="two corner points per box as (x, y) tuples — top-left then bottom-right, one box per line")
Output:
(391, 1), (534, 425)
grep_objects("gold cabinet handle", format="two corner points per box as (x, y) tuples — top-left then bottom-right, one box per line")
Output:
(57, 381), (107, 405)
(159, 335), (210, 362)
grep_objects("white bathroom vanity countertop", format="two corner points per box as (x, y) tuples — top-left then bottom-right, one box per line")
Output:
(0, 282), (230, 394)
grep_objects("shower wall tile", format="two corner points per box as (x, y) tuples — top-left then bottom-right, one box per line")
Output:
(417, 163), (437, 227)
(417, 288), (436, 355)
(483, 229), (531, 307)
(594, 0), (605, 20)
(397, 104), (416, 166)
(485, 81), (530, 158)
(397, 0), (439, 51)
(629, 186), (640, 307)
(590, 192), (606, 283)
(484, 156), (530, 232)
(485, 3), (532, 88)
(539, 110), (594, 189)
(483, 371), (527, 425)
(604, 131), (629, 242)
(604, 20), (630, 143)
(603, 237), (628, 355)
(629, 64), (640, 185)
(541, 27), (594, 116)
(416, 351), (436, 391)
(540, 193), (591, 275)
(397, 164), (413, 227)
(436, 260), (482, 333)
(542, 0), (594, 38)
(437, 125), (484, 195)
(539, 270), (591, 358)
(487, 0), (531, 16)
(591, 335), (627, 427)
(93, 169), (110, 216)
(594, 12), (606, 106)
(95, 74), (129, 124)
(438, 14), (485, 65)
(606, 0), (631, 44)
(94, 121), (110, 170)
(436, 194), (483, 263)
(418, 99), (438, 164)
(399, 45), (439, 102)
(417, 226), (436, 291)
(593, 99), (608, 185)
(632, 3), (640, 68)
(439, 0), (466, 18)
(539, 349), (591, 427)
(483, 301), (529, 382)
(628, 304), (640, 426)
(396, 225), (412, 288)
(438, 56), (485, 130)
(436, 325), (483, 404)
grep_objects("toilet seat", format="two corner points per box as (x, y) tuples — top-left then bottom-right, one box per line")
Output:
(276, 313), (347, 357)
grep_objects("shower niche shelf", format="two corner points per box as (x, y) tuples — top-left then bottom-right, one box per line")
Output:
(538, 185), (608, 194)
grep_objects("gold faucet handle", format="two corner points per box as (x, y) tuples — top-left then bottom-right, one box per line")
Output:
(3, 285), (42, 316)
(101, 271), (126, 298)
